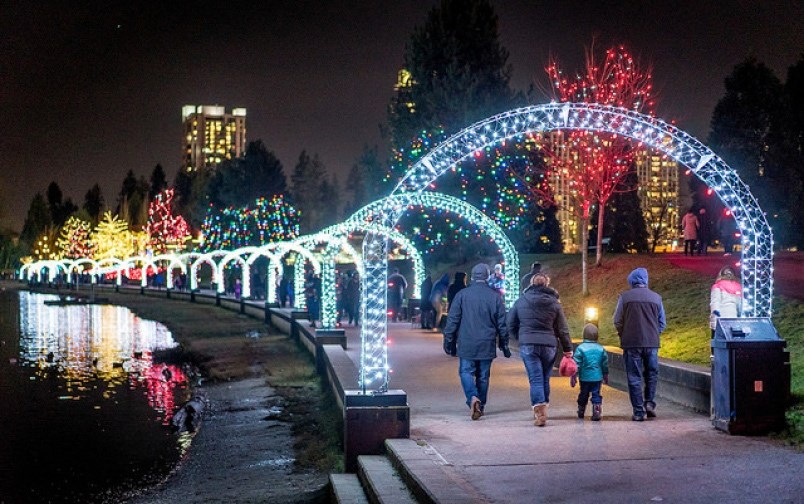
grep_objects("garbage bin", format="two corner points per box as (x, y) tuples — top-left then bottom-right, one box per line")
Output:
(711, 318), (790, 435)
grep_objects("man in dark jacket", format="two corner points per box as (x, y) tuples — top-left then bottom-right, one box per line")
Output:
(387, 268), (407, 322)
(443, 263), (509, 420)
(613, 267), (666, 421)
(519, 262), (541, 292)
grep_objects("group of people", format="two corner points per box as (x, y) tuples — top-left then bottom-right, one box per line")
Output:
(443, 261), (667, 426)
(682, 207), (740, 256)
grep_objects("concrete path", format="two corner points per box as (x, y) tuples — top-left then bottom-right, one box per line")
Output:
(340, 322), (802, 503)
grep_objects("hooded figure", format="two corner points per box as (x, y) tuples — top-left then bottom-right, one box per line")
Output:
(710, 266), (742, 333)
(613, 267), (666, 421)
(429, 273), (450, 329)
(447, 271), (467, 307)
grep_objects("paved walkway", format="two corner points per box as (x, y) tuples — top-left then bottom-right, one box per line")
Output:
(339, 322), (802, 503)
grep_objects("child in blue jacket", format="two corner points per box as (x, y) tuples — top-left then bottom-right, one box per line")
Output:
(572, 324), (609, 421)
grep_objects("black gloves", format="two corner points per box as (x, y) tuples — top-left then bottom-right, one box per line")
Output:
(501, 346), (511, 358)
(443, 336), (457, 356)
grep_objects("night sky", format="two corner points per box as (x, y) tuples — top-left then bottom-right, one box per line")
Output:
(2, 0), (802, 230)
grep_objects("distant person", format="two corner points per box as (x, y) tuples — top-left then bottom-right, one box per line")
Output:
(420, 274), (434, 329)
(304, 271), (320, 328)
(698, 207), (710, 256)
(443, 263), (509, 421)
(506, 273), (572, 427)
(613, 268), (666, 421)
(718, 213), (738, 255)
(682, 209), (699, 256)
(487, 263), (505, 297)
(278, 275), (288, 307)
(519, 262), (542, 292)
(387, 268), (408, 322)
(344, 271), (361, 326)
(429, 273), (450, 330)
(447, 271), (467, 307)
(710, 266), (742, 337)
(572, 324), (609, 421)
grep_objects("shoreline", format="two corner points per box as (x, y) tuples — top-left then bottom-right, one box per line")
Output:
(5, 283), (338, 503)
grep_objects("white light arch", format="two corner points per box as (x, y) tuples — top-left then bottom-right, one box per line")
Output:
(358, 103), (773, 391)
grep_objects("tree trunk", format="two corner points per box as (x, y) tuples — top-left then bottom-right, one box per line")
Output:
(595, 203), (605, 266)
(580, 216), (589, 296)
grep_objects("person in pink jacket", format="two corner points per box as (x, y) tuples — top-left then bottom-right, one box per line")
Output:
(710, 266), (742, 337)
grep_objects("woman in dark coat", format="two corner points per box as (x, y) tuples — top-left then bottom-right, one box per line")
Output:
(429, 273), (450, 330)
(344, 271), (361, 326)
(506, 273), (573, 427)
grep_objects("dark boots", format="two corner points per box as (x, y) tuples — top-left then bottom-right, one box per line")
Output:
(591, 404), (602, 421)
(577, 404), (586, 419)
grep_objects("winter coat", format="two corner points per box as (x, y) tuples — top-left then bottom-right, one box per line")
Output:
(506, 286), (572, 351)
(447, 272), (467, 306)
(613, 268), (666, 349)
(682, 212), (699, 241)
(388, 272), (407, 305)
(573, 340), (609, 382)
(710, 279), (742, 330)
(443, 282), (507, 360)
(429, 274), (450, 312)
(420, 276), (433, 313)
(344, 276), (360, 312)
(488, 272), (505, 296)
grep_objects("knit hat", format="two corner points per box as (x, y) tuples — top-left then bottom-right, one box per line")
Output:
(582, 323), (599, 341)
(471, 263), (490, 281)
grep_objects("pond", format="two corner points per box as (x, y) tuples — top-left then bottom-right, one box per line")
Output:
(0, 290), (191, 503)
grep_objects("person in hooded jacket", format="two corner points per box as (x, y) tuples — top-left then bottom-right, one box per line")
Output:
(429, 273), (450, 330)
(507, 273), (573, 427)
(613, 267), (666, 421)
(447, 271), (467, 307)
(710, 266), (742, 337)
(443, 263), (509, 420)
(420, 274), (434, 329)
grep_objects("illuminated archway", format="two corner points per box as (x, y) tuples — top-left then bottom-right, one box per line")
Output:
(358, 103), (773, 391)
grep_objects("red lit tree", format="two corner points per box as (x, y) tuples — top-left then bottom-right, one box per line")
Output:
(147, 189), (190, 254)
(526, 44), (654, 293)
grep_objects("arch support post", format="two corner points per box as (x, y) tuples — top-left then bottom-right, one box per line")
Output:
(360, 230), (390, 393)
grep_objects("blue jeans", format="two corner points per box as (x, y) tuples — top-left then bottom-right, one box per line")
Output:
(624, 348), (659, 415)
(459, 359), (492, 410)
(520, 344), (557, 406)
(577, 380), (603, 408)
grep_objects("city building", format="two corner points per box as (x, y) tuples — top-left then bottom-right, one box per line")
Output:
(536, 131), (680, 252)
(182, 105), (247, 172)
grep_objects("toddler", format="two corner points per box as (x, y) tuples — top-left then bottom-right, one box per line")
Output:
(572, 324), (609, 421)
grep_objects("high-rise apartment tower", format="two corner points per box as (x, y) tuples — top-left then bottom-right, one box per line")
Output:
(182, 105), (246, 172)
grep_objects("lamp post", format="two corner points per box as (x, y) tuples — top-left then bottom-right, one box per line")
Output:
(584, 306), (599, 326)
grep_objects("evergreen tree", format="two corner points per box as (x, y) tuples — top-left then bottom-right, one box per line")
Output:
(344, 144), (386, 215)
(83, 184), (104, 222)
(149, 164), (168, 199)
(20, 193), (52, 249)
(208, 140), (288, 208)
(290, 150), (327, 232)
(708, 57), (791, 244)
(388, 0), (515, 154)
(591, 169), (648, 253)
(318, 174), (341, 228)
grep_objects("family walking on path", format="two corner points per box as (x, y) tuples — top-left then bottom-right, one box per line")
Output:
(443, 263), (665, 426)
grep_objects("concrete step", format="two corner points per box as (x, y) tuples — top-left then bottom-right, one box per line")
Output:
(357, 455), (418, 504)
(330, 473), (370, 504)
(385, 439), (488, 504)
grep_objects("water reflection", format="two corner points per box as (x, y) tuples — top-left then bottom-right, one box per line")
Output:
(17, 291), (187, 423)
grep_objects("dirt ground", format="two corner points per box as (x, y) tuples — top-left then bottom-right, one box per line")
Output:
(15, 284), (339, 504)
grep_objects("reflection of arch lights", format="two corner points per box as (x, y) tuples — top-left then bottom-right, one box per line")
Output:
(356, 103), (773, 392)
